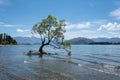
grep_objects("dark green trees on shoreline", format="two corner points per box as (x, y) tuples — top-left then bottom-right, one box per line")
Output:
(0, 33), (17, 45)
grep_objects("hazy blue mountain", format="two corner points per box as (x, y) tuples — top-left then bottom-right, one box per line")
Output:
(108, 38), (120, 43)
(92, 37), (120, 43)
(14, 37), (41, 44)
(68, 37), (94, 44)
(92, 38), (109, 42)
(68, 37), (120, 44)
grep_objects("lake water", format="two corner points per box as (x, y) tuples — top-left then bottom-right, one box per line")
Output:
(0, 45), (120, 80)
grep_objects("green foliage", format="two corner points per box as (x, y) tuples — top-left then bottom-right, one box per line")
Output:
(63, 41), (71, 49)
(33, 15), (66, 43)
(32, 15), (71, 56)
(0, 33), (17, 45)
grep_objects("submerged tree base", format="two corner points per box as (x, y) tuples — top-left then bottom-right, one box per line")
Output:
(26, 50), (58, 57)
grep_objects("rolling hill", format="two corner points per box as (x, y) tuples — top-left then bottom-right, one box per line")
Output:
(68, 37), (94, 44)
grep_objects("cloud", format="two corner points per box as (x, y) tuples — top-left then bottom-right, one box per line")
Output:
(65, 20), (107, 30)
(65, 28), (120, 39)
(65, 30), (101, 39)
(108, 32), (120, 35)
(98, 22), (120, 31)
(0, 22), (25, 27)
(16, 29), (30, 33)
(109, 8), (120, 20)
(66, 22), (91, 30)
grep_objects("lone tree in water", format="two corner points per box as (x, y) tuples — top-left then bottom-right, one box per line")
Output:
(32, 15), (71, 57)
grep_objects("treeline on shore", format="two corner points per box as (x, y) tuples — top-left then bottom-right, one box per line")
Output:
(0, 33), (17, 45)
(89, 42), (120, 45)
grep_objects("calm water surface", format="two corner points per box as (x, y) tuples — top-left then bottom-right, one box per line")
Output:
(0, 45), (120, 80)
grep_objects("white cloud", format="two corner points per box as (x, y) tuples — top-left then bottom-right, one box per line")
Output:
(65, 30), (101, 39)
(108, 32), (120, 35)
(16, 29), (30, 33)
(98, 22), (120, 31)
(108, 32), (120, 38)
(65, 20), (107, 30)
(32, 33), (40, 38)
(65, 28), (120, 39)
(0, 22), (25, 27)
(66, 22), (91, 30)
(16, 29), (24, 32)
(110, 8), (120, 20)
(64, 20), (120, 39)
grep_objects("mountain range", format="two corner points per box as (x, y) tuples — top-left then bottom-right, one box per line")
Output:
(67, 37), (94, 44)
(14, 37), (41, 44)
(92, 38), (120, 43)
(14, 37), (120, 45)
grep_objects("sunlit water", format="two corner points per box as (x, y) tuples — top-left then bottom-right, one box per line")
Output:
(0, 45), (120, 80)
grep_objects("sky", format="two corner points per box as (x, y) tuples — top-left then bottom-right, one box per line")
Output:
(0, 0), (120, 39)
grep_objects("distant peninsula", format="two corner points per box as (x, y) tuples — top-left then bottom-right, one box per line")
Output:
(68, 37), (120, 45)
(0, 33), (17, 45)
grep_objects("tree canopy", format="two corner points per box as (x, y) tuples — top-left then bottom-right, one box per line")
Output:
(32, 15), (71, 57)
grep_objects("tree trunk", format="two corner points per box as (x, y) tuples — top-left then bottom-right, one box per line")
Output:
(39, 44), (44, 57)
(38, 40), (51, 57)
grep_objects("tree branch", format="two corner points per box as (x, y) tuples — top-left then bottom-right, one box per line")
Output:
(49, 44), (60, 49)
(49, 43), (70, 52)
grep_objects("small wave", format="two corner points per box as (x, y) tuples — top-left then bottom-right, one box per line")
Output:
(84, 55), (120, 64)
(92, 54), (120, 59)
(24, 60), (30, 63)
(70, 59), (120, 77)
(76, 62), (120, 77)
(89, 67), (120, 77)
(78, 63), (82, 67)
(84, 62), (120, 77)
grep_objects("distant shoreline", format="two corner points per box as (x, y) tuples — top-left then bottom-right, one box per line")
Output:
(88, 42), (120, 45)
(70, 42), (120, 45)
(0, 45), (16, 46)
(0, 45), (10, 46)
